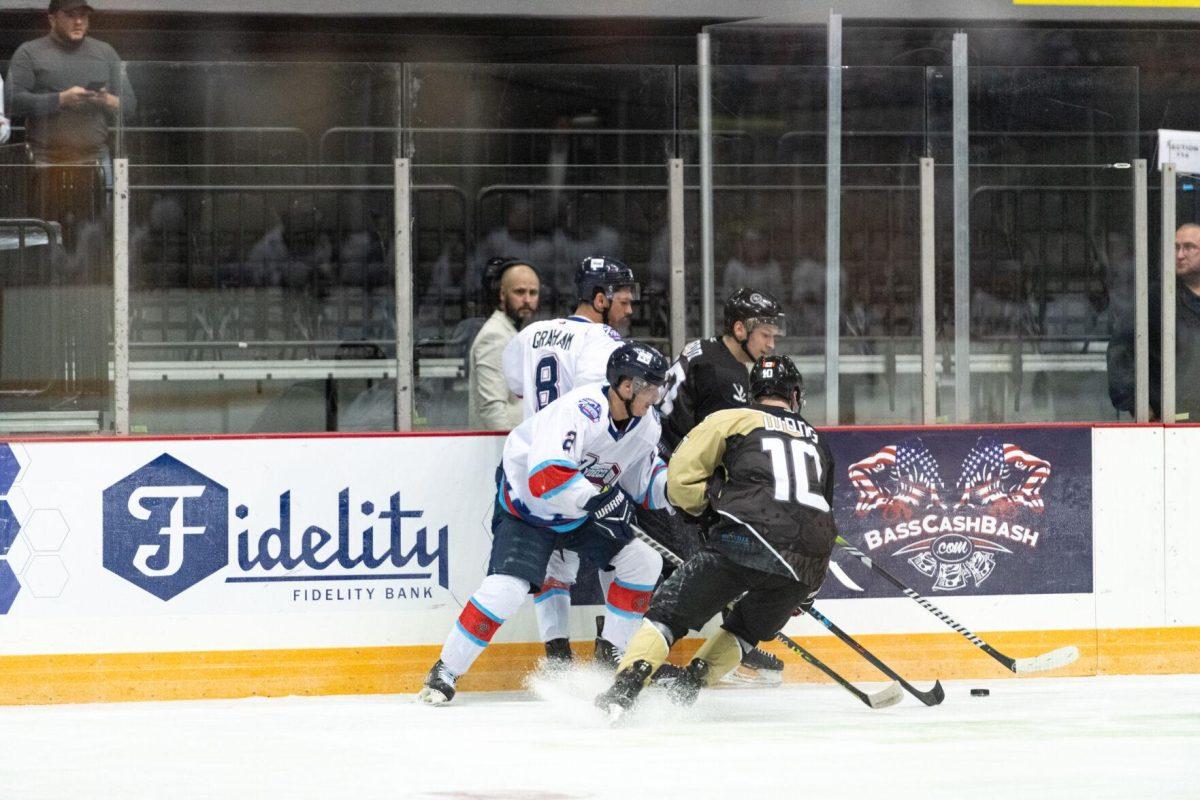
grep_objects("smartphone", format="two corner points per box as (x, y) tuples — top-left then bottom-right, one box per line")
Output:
(85, 81), (107, 92)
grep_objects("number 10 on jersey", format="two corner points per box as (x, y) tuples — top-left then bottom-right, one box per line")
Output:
(760, 437), (830, 512)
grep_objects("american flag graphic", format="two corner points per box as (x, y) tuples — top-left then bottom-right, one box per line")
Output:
(955, 435), (1051, 511)
(848, 437), (947, 515)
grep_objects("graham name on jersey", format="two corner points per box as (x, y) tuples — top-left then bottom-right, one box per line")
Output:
(529, 329), (576, 351)
(862, 514), (1041, 551)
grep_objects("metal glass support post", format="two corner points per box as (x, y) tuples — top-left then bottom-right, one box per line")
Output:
(669, 158), (686, 357)
(394, 158), (414, 432)
(395, 63), (406, 160)
(920, 157), (937, 424)
(952, 32), (970, 423)
(698, 32), (715, 336)
(825, 11), (843, 424)
(1161, 163), (1177, 424)
(113, 157), (130, 434)
(1134, 159), (1150, 423)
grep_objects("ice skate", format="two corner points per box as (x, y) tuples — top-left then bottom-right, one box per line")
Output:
(593, 636), (620, 670)
(416, 659), (458, 705)
(720, 647), (784, 687)
(667, 658), (710, 706)
(539, 638), (573, 672)
(594, 659), (654, 722)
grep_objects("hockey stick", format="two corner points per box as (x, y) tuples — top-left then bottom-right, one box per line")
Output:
(804, 605), (946, 707)
(773, 635), (903, 709)
(629, 524), (902, 709)
(835, 536), (1080, 674)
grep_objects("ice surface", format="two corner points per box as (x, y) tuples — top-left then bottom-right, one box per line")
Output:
(1, 672), (1197, 799)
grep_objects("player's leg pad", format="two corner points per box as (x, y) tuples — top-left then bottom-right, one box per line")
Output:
(614, 619), (670, 677)
(693, 628), (748, 687)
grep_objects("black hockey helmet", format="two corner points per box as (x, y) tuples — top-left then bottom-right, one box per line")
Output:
(724, 287), (786, 337)
(481, 256), (540, 302)
(607, 340), (669, 392)
(575, 256), (641, 304)
(750, 354), (805, 411)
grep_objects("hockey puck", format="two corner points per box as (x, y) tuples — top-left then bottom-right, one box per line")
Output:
(970, 688), (990, 697)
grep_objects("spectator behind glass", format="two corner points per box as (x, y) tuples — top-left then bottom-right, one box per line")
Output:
(468, 258), (541, 430)
(721, 227), (785, 306)
(1107, 223), (1200, 422)
(6, 0), (136, 172)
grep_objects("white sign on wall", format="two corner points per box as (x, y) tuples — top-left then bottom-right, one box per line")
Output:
(1158, 129), (1200, 174)
(0, 436), (502, 624)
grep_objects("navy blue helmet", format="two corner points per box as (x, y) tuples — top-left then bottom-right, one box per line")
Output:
(576, 256), (640, 303)
(606, 340), (669, 390)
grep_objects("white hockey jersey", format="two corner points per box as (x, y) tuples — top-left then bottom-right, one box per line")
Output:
(502, 315), (623, 419)
(499, 383), (669, 532)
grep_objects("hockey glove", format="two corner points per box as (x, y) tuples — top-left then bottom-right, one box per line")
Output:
(791, 589), (818, 617)
(584, 486), (636, 544)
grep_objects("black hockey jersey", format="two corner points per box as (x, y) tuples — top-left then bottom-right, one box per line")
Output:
(667, 404), (837, 586)
(658, 337), (751, 454)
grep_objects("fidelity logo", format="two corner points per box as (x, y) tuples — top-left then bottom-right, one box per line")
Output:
(103, 453), (449, 602)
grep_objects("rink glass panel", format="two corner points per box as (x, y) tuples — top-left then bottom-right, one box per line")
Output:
(0, 162), (114, 433)
(406, 64), (679, 430)
(125, 163), (398, 434)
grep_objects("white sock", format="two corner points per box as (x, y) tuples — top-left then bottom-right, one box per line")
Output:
(440, 573), (530, 677)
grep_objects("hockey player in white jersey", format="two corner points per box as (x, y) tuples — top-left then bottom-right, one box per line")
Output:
(503, 256), (638, 418)
(417, 342), (671, 705)
(501, 256), (640, 663)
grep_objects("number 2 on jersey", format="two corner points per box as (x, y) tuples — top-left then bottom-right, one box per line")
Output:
(535, 355), (560, 410)
(760, 437), (830, 512)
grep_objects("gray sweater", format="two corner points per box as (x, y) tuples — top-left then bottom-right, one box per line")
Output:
(6, 34), (136, 162)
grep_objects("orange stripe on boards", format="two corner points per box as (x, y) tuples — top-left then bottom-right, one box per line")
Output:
(0, 628), (1195, 706)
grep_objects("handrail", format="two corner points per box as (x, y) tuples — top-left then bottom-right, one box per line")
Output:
(317, 126), (749, 162)
(0, 217), (63, 248)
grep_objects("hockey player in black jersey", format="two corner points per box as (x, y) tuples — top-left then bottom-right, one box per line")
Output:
(658, 287), (786, 454)
(596, 355), (838, 718)
(640, 287), (790, 685)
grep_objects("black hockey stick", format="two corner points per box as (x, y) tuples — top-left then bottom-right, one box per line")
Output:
(835, 536), (1079, 674)
(629, 524), (902, 709)
(773, 634), (902, 709)
(804, 605), (945, 707)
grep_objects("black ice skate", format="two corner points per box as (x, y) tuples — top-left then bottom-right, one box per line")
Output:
(416, 659), (458, 706)
(593, 637), (620, 669)
(649, 662), (686, 687)
(542, 637), (573, 669)
(721, 646), (784, 687)
(595, 659), (654, 722)
(667, 658), (710, 706)
(591, 615), (620, 669)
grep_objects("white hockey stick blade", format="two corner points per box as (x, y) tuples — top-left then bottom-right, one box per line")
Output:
(1013, 645), (1080, 674)
(868, 681), (905, 709)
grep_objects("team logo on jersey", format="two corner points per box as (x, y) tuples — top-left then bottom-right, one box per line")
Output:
(578, 398), (603, 422)
(733, 384), (748, 403)
(844, 435), (1051, 593)
(580, 454), (620, 487)
(103, 454), (229, 601)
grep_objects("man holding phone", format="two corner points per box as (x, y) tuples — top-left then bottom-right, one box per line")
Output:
(7, 0), (136, 169)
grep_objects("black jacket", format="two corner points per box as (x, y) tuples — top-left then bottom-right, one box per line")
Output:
(1107, 278), (1200, 422)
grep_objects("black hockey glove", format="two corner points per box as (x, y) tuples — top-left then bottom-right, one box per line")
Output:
(584, 486), (636, 544)
(792, 589), (818, 617)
